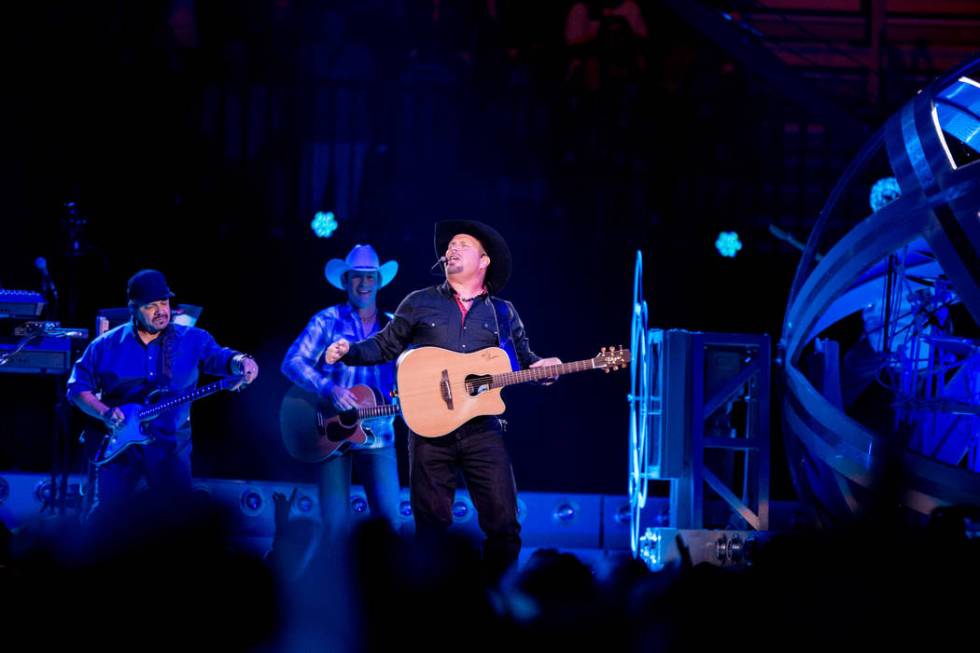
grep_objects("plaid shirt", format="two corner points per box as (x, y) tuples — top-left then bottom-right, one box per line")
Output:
(281, 302), (396, 449)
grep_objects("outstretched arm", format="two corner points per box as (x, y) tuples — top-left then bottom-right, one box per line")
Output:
(507, 301), (561, 383)
(334, 294), (420, 365)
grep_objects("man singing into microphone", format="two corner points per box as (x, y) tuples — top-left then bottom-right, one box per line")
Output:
(324, 220), (560, 578)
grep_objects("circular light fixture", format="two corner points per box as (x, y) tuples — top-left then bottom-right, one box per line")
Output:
(33, 480), (54, 504)
(553, 502), (577, 523)
(452, 501), (469, 519)
(240, 488), (265, 516)
(350, 495), (368, 514)
(296, 494), (315, 514)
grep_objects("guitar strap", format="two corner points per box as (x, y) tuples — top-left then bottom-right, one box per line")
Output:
(490, 297), (520, 372)
(159, 323), (178, 389)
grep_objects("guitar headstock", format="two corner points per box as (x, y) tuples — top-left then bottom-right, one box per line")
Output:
(594, 346), (631, 372)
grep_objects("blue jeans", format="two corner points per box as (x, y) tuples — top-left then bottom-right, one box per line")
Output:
(407, 417), (522, 578)
(91, 435), (193, 519)
(318, 444), (400, 540)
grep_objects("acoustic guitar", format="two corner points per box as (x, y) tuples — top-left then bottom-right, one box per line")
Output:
(395, 345), (630, 437)
(279, 384), (399, 463)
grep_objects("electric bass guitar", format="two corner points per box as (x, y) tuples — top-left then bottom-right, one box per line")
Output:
(93, 375), (245, 466)
(279, 384), (400, 463)
(395, 345), (630, 437)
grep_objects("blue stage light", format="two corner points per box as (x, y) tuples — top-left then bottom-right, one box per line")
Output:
(296, 494), (314, 513)
(638, 528), (664, 571)
(311, 211), (338, 238)
(452, 500), (470, 519)
(240, 489), (264, 515)
(614, 503), (631, 526)
(0, 477), (8, 505)
(33, 480), (54, 504)
(350, 495), (368, 513)
(715, 231), (742, 258)
(553, 503), (576, 522)
(869, 176), (901, 212)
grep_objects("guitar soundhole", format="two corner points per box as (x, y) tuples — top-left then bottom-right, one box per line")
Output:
(465, 374), (492, 396)
(337, 409), (359, 428)
(325, 421), (351, 442)
(325, 410), (360, 442)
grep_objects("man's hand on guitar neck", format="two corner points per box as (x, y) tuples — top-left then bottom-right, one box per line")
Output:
(325, 338), (350, 364)
(530, 357), (563, 385)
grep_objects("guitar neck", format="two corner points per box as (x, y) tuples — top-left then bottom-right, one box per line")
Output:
(357, 404), (401, 419)
(137, 378), (232, 420)
(489, 359), (596, 389)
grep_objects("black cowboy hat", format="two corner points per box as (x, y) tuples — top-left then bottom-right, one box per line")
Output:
(434, 220), (512, 293)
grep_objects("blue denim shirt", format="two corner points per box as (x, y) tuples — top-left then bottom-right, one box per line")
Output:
(66, 322), (241, 441)
(281, 303), (396, 448)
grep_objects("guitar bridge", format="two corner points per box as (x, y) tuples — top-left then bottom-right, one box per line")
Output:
(440, 369), (454, 410)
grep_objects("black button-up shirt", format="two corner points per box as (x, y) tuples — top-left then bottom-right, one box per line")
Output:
(343, 282), (540, 370)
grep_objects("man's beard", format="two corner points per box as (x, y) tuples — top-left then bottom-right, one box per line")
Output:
(138, 315), (169, 334)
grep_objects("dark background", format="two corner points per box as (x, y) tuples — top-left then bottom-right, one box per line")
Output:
(2, 0), (975, 496)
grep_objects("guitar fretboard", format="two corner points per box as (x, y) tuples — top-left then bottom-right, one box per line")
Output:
(486, 359), (596, 389)
(357, 404), (401, 419)
(137, 378), (235, 420)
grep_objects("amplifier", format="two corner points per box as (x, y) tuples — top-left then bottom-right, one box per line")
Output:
(0, 336), (72, 374)
(0, 290), (46, 319)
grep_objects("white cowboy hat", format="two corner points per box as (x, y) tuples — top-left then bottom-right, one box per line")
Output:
(324, 244), (399, 290)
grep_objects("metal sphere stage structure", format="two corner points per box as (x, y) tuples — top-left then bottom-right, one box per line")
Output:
(628, 56), (980, 563)
(781, 57), (980, 523)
